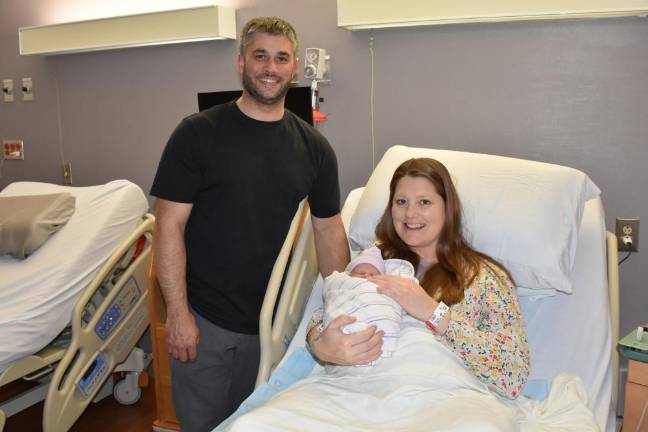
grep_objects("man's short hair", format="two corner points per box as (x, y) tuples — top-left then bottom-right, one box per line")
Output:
(239, 16), (298, 57)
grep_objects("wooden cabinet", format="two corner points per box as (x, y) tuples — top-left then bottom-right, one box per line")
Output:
(623, 359), (648, 432)
(148, 271), (180, 432)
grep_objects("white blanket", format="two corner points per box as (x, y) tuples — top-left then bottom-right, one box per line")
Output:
(225, 316), (599, 431)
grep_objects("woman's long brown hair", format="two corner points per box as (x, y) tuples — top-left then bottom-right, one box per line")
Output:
(375, 158), (509, 305)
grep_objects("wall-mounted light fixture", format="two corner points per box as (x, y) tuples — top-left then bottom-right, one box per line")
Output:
(337, 0), (648, 30)
(19, 4), (236, 56)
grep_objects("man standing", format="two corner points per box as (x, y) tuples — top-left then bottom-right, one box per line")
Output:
(150, 16), (350, 431)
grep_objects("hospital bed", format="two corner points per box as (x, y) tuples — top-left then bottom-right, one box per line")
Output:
(0, 180), (154, 432)
(221, 145), (619, 431)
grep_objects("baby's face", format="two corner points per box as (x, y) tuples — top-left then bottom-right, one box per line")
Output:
(350, 263), (381, 278)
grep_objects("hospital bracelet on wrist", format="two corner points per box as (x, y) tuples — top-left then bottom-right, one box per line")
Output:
(424, 301), (449, 333)
(305, 318), (325, 363)
(312, 322), (325, 342)
(306, 310), (325, 345)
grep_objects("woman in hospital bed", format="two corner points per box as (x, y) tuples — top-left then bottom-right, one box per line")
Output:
(225, 157), (530, 431)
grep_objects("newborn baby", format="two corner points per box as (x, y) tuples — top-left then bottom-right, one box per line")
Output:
(323, 246), (416, 362)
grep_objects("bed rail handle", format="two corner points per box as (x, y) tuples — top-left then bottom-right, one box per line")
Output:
(42, 213), (155, 432)
(71, 213), (155, 326)
(606, 231), (620, 413)
(22, 365), (56, 381)
(257, 200), (308, 386)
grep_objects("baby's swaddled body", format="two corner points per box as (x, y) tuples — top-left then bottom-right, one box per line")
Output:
(323, 247), (416, 363)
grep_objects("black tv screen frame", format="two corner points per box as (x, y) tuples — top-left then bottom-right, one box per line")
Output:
(197, 86), (313, 126)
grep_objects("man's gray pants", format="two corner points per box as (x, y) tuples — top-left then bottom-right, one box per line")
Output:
(170, 309), (260, 432)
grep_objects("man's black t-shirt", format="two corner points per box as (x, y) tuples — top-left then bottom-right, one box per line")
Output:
(150, 101), (341, 334)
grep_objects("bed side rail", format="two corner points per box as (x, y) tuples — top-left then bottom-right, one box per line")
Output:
(42, 214), (154, 432)
(257, 201), (320, 386)
(606, 231), (620, 412)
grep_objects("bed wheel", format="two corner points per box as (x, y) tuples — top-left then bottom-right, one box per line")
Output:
(113, 377), (141, 405)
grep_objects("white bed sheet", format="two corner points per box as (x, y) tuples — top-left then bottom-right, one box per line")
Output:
(281, 188), (613, 431)
(0, 180), (148, 372)
(520, 196), (613, 431)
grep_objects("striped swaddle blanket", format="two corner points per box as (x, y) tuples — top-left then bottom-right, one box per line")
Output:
(323, 258), (416, 362)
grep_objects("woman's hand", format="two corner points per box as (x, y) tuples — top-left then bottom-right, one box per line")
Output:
(369, 275), (436, 322)
(309, 315), (384, 365)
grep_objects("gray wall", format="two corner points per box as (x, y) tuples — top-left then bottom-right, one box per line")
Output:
(1, 1), (646, 338)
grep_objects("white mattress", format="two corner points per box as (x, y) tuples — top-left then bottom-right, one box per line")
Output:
(0, 180), (148, 372)
(283, 188), (613, 432)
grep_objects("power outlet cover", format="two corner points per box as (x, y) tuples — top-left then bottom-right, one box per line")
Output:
(3, 140), (24, 160)
(616, 218), (640, 252)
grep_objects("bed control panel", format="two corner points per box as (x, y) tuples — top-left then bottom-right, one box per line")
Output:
(77, 352), (107, 398)
(94, 277), (141, 341)
(81, 237), (144, 329)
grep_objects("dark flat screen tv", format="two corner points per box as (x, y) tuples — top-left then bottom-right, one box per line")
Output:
(197, 86), (313, 126)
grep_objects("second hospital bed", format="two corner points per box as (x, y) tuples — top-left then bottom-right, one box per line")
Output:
(218, 145), (619, 431)
(0, 180), (154, 432)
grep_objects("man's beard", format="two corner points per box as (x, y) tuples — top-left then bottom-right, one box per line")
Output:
(242, 66), (291, 106)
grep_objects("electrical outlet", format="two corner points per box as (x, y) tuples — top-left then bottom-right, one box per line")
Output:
(62, 162), (73, 185)
(616, 218), (640, 252)
(3, 139), (24, 160)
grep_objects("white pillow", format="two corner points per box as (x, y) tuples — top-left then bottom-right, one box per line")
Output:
(348, 146), (600, 295)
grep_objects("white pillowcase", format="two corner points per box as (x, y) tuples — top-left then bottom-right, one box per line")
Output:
(348, 146), (600, 295)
